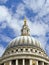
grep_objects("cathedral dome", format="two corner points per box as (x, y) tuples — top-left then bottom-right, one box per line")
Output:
(7, 18), (41, 49)
(7, 36), (41, 49)
(0, 18), (49, 65)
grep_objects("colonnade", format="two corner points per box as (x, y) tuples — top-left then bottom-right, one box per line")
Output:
(4, 59), (49, 65)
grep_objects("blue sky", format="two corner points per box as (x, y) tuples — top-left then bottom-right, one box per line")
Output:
(0, 0), (49, 57)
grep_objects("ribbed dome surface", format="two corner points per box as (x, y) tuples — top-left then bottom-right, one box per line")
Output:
(7, 36), (41, 49)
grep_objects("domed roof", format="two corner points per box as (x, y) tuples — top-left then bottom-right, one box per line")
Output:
(7, 18), (41, 49)
(7, 36), (41, 49)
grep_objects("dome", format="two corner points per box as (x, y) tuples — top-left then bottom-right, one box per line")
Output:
(7, 36), (41, 49)
(7, 18), (41, 49)
(0, 18), (49, 65)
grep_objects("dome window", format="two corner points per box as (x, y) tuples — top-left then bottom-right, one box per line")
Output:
(31, 49), (33, 52)
(16, 49), (18, 52)
(12, 50), (14, 53)
(26, 49), (28, 51)
(35, 50), (37, 52)
(39, 51), (41, 54)
(21, 49), (23, 51)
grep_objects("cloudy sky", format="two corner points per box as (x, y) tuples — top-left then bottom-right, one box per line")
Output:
(0, 0), (49, 57)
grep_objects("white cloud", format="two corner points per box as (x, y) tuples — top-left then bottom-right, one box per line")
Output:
(36, 36), (48, 50)
(0, 22), (7, 29)
(0, 5), (24, 35)
(0, 5), (25, 35)
(38, 5), (49, 17)
(0, 34), (12, 43)
(45, 0), (49, 6)
(0, 6), (11, 22)
(0, 0), (8, 3)
(26, 18), (48, 36)
(23, 0), (49, 18)
(23, 0), (45, 12)
(0, 44), (5, 57)
(7, 18), (21, 36)
(0, 1), (48, 36)
(45, 43), (49, 56)
(15, 3), (25, 19)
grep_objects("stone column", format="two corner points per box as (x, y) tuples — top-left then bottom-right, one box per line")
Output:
(41, 62), (44, 65)
(23, 59), (25, 65)
(16, 59), (18, 65)
(4, 63), (5, 65)
(30, 59), (32, 65)
(36, 61), (38, 65)
(9, 61), (12, 65)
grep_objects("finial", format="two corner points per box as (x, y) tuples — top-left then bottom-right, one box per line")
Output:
(24, 17), (27, 25)
(21, 18), (30, 36)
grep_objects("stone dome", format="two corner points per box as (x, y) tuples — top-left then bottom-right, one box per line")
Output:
(7, 18), (41, 49)
(7, 36), (41, 49)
